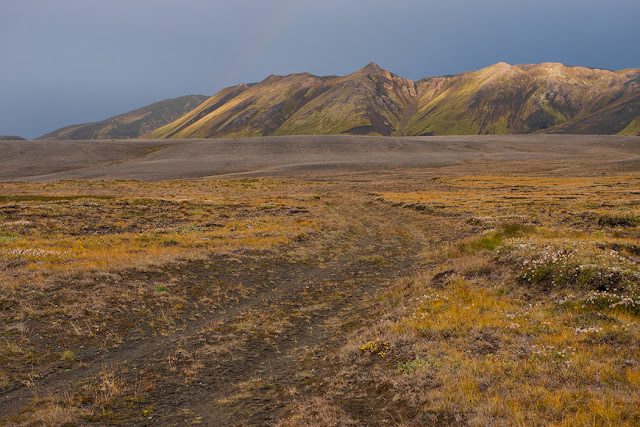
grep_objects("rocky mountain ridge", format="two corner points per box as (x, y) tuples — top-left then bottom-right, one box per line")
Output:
(38, 63), (640, 140)
(149, 62), (639, 138)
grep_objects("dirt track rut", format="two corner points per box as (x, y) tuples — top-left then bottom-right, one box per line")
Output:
(2, 198), (429, 425)
(127, 206), (423, 425)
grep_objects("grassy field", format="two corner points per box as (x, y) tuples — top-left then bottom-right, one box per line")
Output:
(1, 170), (639, 425)
(284, 175), (640, 426)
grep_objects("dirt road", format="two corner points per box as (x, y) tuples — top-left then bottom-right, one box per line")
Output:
(1, 189), (459, 425)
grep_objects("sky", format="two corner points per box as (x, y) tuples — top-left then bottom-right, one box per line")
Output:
(1, 0), (639, 139)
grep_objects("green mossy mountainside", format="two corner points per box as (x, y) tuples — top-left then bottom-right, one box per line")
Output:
(36, 95), (209, 140)
(148, 62), (640, 139)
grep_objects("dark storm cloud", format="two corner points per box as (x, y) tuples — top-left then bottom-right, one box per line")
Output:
(1, 0), (638, 139)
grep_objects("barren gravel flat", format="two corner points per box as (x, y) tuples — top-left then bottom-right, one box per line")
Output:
(1, 135), (638, 182)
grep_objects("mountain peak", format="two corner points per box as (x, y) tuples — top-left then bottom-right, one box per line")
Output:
(360, 62), (385, 73)
(490, 62), (512, 69)
(540, 62), (565, 67)
(262, 74), (282, 83)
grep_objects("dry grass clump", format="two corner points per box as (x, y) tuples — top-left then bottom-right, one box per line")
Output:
(15, 367), (131, 425)
(9, 402), (85, 426)
(277, 396), (358, 426)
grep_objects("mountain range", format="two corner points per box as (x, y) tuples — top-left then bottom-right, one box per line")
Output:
(38, 63), (640, 140)
(36, 95), (208, 140)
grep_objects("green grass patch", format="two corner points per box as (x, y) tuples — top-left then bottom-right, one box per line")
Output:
(460, 222), (535, 254)
(161, 239), (179, 247)
(397, 355), (440, 374)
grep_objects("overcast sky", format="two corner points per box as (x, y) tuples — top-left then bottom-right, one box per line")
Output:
(1, 0), (639, 139)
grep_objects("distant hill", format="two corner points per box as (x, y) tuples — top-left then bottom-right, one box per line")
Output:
(147, 62), (639, 139)
(0, 135), (27, 141)
(37, 95), (208, 140)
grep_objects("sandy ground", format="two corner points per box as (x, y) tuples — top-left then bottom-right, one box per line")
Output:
(1, 135), (639, 182)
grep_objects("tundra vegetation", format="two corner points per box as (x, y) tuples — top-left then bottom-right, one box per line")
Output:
(1, 171), (639, 425)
